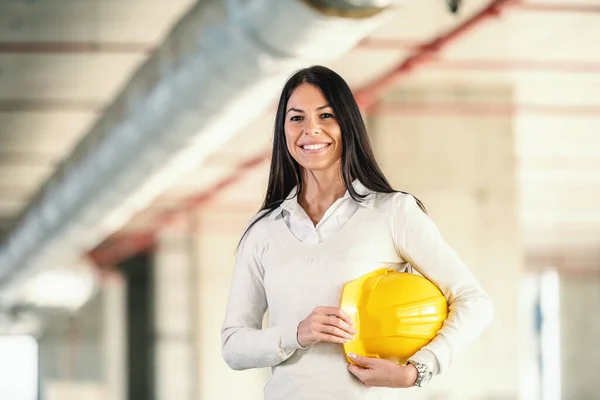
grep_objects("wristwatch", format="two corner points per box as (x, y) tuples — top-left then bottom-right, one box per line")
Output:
(407, 360), (432, 387)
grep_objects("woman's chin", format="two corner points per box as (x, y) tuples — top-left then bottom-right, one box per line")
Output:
(299, 160), (340, 173)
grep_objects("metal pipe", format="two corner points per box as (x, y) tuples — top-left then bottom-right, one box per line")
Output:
(0, 41), (155, 54)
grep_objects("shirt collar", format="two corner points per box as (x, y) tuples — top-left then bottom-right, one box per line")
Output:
(350, 180), (376, 208)
(268, 180), (375, 221)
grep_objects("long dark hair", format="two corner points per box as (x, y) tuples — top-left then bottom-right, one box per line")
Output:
(240, 65), (425, 242)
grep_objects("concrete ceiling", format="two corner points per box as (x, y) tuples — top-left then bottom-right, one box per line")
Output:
(1, 0), (599, 273)
(0, 0), (195, 239)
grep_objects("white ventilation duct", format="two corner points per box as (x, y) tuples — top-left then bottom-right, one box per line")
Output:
(0, 0), (409, 300)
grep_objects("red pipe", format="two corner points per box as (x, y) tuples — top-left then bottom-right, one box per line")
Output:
(88, 232), (156, 267)
(354, 0), (520, 109)
(0, 41), (155, 54)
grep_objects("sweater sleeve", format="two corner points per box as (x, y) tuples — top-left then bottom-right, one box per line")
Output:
(221, 219), (304, 371)
(391, 194), (494, 375)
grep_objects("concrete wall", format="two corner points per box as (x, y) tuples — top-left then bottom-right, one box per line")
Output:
(370, 84), (523, 399)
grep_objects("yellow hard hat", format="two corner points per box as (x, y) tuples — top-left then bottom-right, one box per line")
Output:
(341, 268), (448, 365)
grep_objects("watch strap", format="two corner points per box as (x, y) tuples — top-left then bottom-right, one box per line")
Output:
(407, 360), (432, 387)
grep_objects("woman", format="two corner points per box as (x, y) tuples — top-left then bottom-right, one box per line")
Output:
(221, 65), (493, 399)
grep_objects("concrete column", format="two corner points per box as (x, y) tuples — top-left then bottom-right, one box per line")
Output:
(371, 83), (523, 399)
(154, 219), (199, 400)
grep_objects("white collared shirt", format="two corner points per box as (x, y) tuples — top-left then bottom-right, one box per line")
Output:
(269, 180), (375, 245)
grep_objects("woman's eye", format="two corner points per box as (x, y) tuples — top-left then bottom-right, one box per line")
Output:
(321, 113), (334, 119)
(290, 115), (303, 122)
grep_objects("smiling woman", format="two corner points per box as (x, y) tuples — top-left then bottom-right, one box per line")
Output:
(220, 65), (493, 400)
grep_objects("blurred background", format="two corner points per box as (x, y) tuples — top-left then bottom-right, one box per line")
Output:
(0, 0), (598, 399)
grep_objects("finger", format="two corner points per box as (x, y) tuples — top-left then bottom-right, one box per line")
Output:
(317, 332), (351, 344)
(321, 315), (356, 335)
(348, 352), (375, 368)
(324, 307), (354, 327)
(318, 324), (354, 340)
(348, 364), (369, 383)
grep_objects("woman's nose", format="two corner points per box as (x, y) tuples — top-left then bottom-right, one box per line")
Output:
(304, 119), (321, 135)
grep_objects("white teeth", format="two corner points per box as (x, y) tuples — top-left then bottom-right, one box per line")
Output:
(302, 143), (328, 150)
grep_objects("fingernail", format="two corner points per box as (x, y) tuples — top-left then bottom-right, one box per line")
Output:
(348, 352), (357, 359)
(350, 328), (357, 334)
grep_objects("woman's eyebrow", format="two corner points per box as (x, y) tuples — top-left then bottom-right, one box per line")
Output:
(286, 104), (331, 114)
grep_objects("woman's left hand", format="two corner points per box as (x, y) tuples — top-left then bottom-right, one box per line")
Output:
(347, 353), (418, 388)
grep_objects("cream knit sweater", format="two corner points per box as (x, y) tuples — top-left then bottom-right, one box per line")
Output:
(221, 192), (493, 400)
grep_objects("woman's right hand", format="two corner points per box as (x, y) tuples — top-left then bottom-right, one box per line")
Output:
(297, 306), (357, 348)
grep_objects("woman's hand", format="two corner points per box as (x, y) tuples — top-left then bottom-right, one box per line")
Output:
(347, 353), (418, 388)
(297, 306), (356, 348)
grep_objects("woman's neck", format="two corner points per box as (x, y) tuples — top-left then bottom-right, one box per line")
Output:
(298, 167), (348, 226)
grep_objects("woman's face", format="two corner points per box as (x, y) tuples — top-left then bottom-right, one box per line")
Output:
(284, 83), (342, 172)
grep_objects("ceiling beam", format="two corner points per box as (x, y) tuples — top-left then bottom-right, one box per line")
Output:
(346, 52), (600, 75)
(0, 99), (103, 113)
(0, 151), (59, 166)
(0, 185), (35, 200)
(429, 59), (600, 74)
(0, 41), (155, 55)
(370, 102), (600, 117)
(513, 2), (600, 13)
